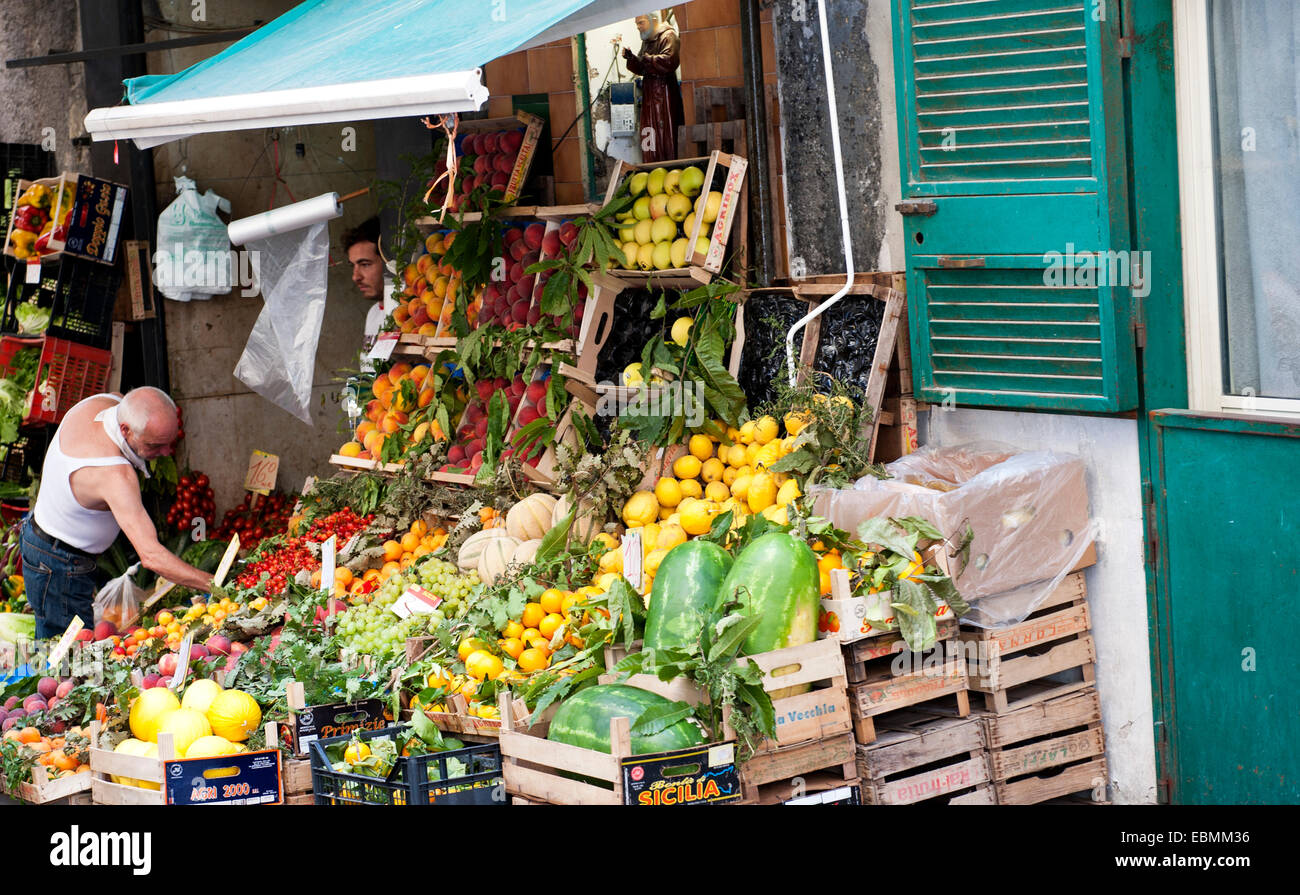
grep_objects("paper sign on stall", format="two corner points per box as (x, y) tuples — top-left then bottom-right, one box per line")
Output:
(390, 585), (442, 619)
(212, 534), (241, 588)
(321, 535), (336, 595)
(622, 529), (643, 593)
(367, 331), (399, 361)
(144, 577), (178, 610)
(170, 632), (194, 690)
(47, 616), (84, 669)
(244, 450), (279, 495)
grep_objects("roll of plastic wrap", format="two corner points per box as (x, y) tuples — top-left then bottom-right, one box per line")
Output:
(227, 192), (342, 246)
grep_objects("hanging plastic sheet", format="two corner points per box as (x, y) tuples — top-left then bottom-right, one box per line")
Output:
(233, 220), (330, 423)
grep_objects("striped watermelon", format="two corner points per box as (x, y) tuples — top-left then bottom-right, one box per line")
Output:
(644, 541), (733, 651)
(547, 684), (704, 755)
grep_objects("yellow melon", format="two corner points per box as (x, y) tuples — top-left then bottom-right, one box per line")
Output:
(205, 689), (262, 743)
(129, 687), (180, 743)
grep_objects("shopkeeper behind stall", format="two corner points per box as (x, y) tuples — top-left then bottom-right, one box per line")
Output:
(22, 388), (215, 638)
(344, 216), (397, 367)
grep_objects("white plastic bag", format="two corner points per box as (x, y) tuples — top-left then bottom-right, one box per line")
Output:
(93, 563), (148, 631)
(233, 220), (330, 423)
(155, 176), (232, 301)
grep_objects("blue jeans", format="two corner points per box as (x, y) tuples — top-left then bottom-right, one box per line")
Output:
(21, 517), (98, 640)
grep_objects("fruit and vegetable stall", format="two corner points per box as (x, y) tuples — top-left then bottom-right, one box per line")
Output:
(0, 144), (1105, 807)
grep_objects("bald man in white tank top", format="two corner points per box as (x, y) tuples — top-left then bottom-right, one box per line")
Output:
(22, 387), (214, 638)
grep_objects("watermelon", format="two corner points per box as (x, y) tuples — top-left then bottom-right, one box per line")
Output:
(547, 684), (704, 755)
(715, 532), (820, 694)
(644, 541), (733, 651)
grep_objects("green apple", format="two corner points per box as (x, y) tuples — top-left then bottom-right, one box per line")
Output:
(637, 243), (655, 270)
(634, 218), (654, 245)
(649, 194), (669, 220)
(683, 212), (698, 238)
(664, 169), (681, 195)
(650, 216), (677, 244)
(696, 191), (723, 224)
(651, 241), (673, 270)
(670, 238), (690, 269)
(647, 167), (668, 196)
(694, 236), (711, 258)
(633, 196), (652, 220)
(619, 224), (636, 242)
(666, 193), (692, 223)
(678, 165), (705, 198)
(628, 172), (649, 197)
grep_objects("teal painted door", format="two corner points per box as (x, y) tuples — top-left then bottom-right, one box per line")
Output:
(892, 0), (1137, 411)
(1151, 411), (1300, 803)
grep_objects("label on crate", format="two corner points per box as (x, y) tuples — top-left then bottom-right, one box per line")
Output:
(390, 584), (442, 619)
(620, 741), (742, 806)
(784, 785), (860, 806)
(164, 750), (282, 805)
(244, 450), (279, 495)
(24, 260), (40, 284)
(367, 331), (399, 360)
(293, 699), (387, 753)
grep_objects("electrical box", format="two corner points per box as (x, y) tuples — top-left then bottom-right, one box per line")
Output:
(609, 82), (637, 138)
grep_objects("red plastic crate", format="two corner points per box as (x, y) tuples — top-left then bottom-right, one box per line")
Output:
(22, 336), (112, 426)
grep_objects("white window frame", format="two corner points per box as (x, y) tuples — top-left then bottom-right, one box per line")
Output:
(1174, 0), (1300, 418)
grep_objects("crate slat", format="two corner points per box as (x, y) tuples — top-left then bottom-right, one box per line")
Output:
(996, 755), (1108, 806)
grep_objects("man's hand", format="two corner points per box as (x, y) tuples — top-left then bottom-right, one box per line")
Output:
(99, 466), (216, 591)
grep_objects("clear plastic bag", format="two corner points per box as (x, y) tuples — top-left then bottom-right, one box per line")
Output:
(155, 176), (232, 301)
(233, 220), (330, 423)
(93, 563), (147, 631)
(811, 443), (1096, 627)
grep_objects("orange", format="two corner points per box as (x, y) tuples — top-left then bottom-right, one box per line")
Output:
(503, 620), (525, 639)
(538, 613), (564, 639)
(156, 610), (174, 626)
(363, 568), (381, 582)
(51, 750), (78, 772)
(499, 637), (525, 659)
(17, 727), (40, 744)
(818, 552), (844, 574)
(383, 540), (403, 562)
(410, 519), (429, 540)
(458, 638), (489, 662)
(517, 648), (550, 673)
(335, 567), (354, 587)
(400, 532), (420, 553)
(521, 602), (546, 629)
(539, 588), (565, 615)
(465, 650), (505, 681)
(380, 561), (401, 579)
(560, 593), (581, 615)
(819, 569), (833, 596)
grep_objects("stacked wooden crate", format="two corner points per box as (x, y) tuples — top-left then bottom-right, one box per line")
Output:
(958, 569), (1109, 804)
(857, 710), (994, 805)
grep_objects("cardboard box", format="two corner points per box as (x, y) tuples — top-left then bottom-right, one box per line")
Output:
(63, 175), (129, 265)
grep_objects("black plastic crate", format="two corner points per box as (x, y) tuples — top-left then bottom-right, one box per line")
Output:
(0, 438), (28, 483)
(1, 254), (120, 348)
(308, 724), (504, 806)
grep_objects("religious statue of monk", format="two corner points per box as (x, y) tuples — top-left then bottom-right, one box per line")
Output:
(622, 11), (685, 163)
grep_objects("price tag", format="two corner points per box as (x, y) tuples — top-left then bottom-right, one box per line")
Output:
(144, 577), (178, 610)
(390, 585), (443, 619)
(243, 450), (279, 495)
(622, 529), (643, 593)
(170, 632), (194, 691)
(47, 616), (84, 669)
(212, 534), (241, 589)
(321, 535), (336, 594)
(367, 331), (399, 360)
(25, 259), (40, 284)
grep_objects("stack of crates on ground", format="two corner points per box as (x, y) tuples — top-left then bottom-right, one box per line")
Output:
(857, 710), (994, 805)
(959, 567), (1109, 804)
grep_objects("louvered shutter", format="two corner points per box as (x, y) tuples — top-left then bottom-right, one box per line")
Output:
(893, 0), (1137, 411)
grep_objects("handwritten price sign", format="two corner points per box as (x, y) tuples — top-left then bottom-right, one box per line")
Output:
(244, 450), (279, 495)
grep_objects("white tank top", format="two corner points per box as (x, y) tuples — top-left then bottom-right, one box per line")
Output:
(33, 394), (132, 554)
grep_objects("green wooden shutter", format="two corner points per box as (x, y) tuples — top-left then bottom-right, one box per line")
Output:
(892, 0), (1137, 411)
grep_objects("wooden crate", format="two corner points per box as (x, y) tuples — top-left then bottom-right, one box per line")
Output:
(741, 731), (857, 795)
(738, 766), (860, 806)
(1, 763), (93, 805)
(857, 712), (992, 805)
(980, 686), (1109, 805)
(960, 571), (1096, 714)
(266, 713), (322, 805)
(88, 720), (175, 805)
(600, 151), (748, 287)
(844, 623), (970, 745)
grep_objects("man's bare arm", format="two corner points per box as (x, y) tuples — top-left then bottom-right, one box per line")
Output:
(100, 468), (214, 591)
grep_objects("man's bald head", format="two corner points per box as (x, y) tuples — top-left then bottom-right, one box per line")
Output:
(119, 387), (179, 459)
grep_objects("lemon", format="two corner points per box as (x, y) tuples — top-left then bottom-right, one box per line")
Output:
(658, 504), (677, 521)
(782, 435), (799, 454)
(761, 504), (789, 525)
(644, 548), (670, 577)
(598, 548), (624, 574)
(722, 466), (739, 486)
(673, 454), (702, 480)
(754, 415), (780, 445)
(688, 434), (713, 461)
(664, 513), (682, 526)
(654, 523), (687, 551)
(784, 410), (812, 436)
(777, 478), (802, 507)
(745, 442), (763, 466)
(640, 522), (662, 554)
(739, 420), (757, 444)
(747, 472), (778, 513)
(705, 481), (731, 502)
(725, 426), (743, 444)
(725, 444), (748, 468)
(654, 476), (683, 508)
(623, 362), (645, 386)
(680, 500), (720, 536)
(671, 316), (694, 346)
(345, 741), (372, 764)
(753, 443), (782, 469)
(700, 457), (725, 483)
(622, 490), (660, 527)
(731, 474), (753, 499)
(678, 478), (703, 499)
